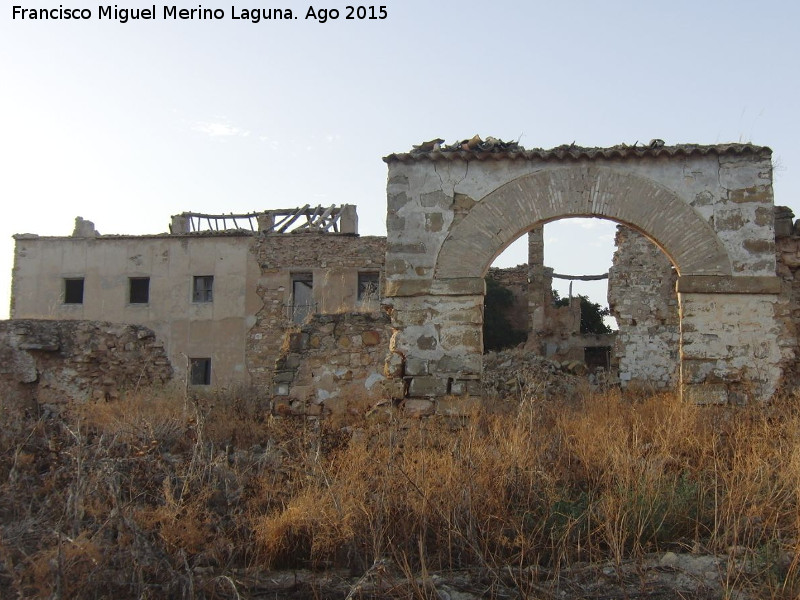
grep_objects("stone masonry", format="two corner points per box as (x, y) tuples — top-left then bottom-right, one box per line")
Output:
(486, 264), (528, 334)
(8, 143), (800, 408)
(0, 319), (172, 408)
(246, 233), (386, 389)
(383, 141), (783, 404)
(608, 226), (679, 389)
(769, 207), (800, 391)
(270, 312), (393, 416)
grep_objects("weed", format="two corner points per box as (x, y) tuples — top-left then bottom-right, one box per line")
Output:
(2, 386), (800, 598)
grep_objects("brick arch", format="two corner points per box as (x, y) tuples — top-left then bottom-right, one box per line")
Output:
(435, 165), (732, 279)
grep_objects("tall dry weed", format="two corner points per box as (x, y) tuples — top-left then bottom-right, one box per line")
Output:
(2, 385), (800, 598)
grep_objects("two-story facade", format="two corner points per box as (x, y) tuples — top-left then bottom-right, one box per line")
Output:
(11, 207), (386, 387)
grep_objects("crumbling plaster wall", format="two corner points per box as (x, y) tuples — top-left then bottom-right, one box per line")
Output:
(608, 226), (679, 389)
(384, 145), (783, 403)
(246, 233), (386, 388)
(0, 319), (172, 408)
(12, 228), (387, 391)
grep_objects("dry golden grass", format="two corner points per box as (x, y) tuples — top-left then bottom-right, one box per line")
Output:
(1, 385), (800, 598)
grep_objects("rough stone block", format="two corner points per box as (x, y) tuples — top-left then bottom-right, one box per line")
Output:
(420, 190), (449, 208)
(385, 279), (430, 297)
(743, 239), (774, 254)
(727, 186), (770, 204)
(440, 329), (482, 352)
(381, 377), (406, 400)
(416, 335), (437, 351)
(676, 276), (781, 294)
(403, 398), (435, 417)
(408, 375), (448, 397)
(387, 191), (410, 212)
(405, 357), (429, 376)
(436, 395), (482, 415)
(361, 330), (381, 346)
(384, 351), (404, 377)
(273, 370), (295, 383)
(289, 332), (309, 352)
(684, 384), (728, 405)
(425, 213), (444, 232)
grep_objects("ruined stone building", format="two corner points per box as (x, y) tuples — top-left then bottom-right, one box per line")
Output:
(11, 206), (385, 390)
(382, 139), (794, 407)
(8, 139), (800, 413)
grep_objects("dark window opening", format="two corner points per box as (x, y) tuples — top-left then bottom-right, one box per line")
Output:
(193, 276), (213, 303)
(358, 272), (380, 302)
(189, 357), (211, 385)
(585, 346), (612, 372)
(291, 273), (314, 324)
(64, 278), (84, 304)
(129, 277), (150, 304)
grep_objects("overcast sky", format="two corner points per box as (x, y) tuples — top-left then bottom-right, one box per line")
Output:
(2, 0), (799, 318)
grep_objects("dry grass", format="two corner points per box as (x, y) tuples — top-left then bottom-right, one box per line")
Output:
(1, 385), (800, 598)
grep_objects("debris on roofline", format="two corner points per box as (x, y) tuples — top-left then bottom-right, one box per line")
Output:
(384, 135), (772, 163)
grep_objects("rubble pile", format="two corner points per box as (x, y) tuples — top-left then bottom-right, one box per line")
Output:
(482, 348), (587, 401)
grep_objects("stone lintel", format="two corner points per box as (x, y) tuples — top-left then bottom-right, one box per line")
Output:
(385, 277), (485, 298)
(676, 275), (780, 295)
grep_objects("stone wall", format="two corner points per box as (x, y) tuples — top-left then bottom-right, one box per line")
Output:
(608, 226), (679, 388)
(246, 233), (386, 388)
(11, 232), (261, 387)
(271, 312), (392, 416)
(0, 319), (172, 407)
(773, 208), (800, 390)
(384, 143), (782, 402)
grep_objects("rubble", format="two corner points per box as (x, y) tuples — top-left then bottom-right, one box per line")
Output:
(482, 348), (589, 402)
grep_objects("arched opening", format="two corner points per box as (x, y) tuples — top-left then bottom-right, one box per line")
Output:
(487, 215), (680, 387)
(384, 148), (781, 405)
(435, 165), (731, 280)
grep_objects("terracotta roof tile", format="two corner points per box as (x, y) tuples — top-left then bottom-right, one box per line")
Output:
(383, 138), (772, 164)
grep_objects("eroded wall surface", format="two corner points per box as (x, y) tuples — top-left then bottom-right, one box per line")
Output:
(270, 313), (392, 416)
(12, 227), (387, 391)
(246, 234), (386, 388)
(486, 264), (528, 334)
(0, 319), (172, 408)
(608, 226), (679, 388)
(765, 210), (800, 392)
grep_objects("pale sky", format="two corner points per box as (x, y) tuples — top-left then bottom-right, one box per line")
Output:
(2, 0), (799, 318)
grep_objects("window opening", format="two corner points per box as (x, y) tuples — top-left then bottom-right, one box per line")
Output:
(358, 272), (380, 302)
(189, 357), (211, 385)
(291, 273), (314, 323)
(193, 276), (213, 303)
(64, 278), (84, 304)
(129, 277), (150, 304)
